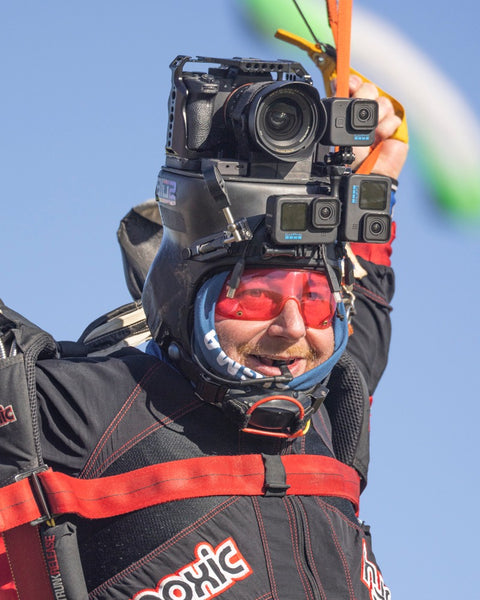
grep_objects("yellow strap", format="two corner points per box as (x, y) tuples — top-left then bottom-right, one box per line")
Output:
(274, 28), (409, 144)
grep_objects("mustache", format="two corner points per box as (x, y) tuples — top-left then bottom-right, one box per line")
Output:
(237, 342), (320, 362)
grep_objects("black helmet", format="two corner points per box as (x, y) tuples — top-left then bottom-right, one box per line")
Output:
(140, 55), (372, 437)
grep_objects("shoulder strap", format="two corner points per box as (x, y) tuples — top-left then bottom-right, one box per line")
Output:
(0, 302), (60, 599)
(0, 301), (56, 486)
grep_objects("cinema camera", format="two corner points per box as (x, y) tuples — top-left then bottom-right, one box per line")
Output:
(159, 55), (392, 251)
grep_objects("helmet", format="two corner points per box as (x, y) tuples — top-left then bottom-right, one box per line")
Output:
(141, 161), (350, 438)
(141, 55), (355, 437)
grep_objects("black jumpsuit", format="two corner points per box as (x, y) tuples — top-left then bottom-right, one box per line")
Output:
(33, 255), (394, 599)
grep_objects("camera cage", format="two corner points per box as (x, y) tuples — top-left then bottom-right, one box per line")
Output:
(165, 55), (324, 167)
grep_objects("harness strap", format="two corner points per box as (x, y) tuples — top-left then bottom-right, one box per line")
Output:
(0, 454), (360, 534)
(2, 525), (54, 600)
(326, 0), (352, 98)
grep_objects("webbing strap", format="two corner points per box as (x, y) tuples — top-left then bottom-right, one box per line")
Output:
(0, 455), (360, 533)
(325, 0), (388, 169)
(2, 526), (54, 600)
(326, 0), (352, 98)
(355, 142), (383, 174)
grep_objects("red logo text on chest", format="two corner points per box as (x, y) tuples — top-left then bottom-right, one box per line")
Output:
(0, 404), (16, 427)
(132, 537), (252, 600)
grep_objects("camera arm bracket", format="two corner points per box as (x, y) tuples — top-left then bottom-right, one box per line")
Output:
(202, 160), (253, 244)
(326, 147), (355, 166)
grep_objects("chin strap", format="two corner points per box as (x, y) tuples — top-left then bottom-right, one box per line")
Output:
(221, 385), (329, 439)
(169, 342), (329, 439)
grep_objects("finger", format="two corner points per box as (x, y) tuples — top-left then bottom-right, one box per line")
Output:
(335, 74), (379, 98)
(351, 80), (379, 101)
(375, 113), (403, 145)
(377, 95), (395, 125)
(348, 74), (363, 95)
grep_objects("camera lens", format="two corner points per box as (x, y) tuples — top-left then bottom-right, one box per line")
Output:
(363, 214), (390, 242)
(320, 206), (333, 219)
(312, 198), (340, 228)
(229, 81), (326, 162)
(263, 100), (302, 140)
(255, 86), (319, 159)
(351, 99), (378, 130)
(358, 108), (370, 121)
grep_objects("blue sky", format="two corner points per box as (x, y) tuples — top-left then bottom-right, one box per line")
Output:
(1, 1), (479, 597)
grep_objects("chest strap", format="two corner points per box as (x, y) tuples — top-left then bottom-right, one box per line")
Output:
(0, 454), (360, 534)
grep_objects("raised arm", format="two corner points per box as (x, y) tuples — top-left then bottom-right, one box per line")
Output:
(345, 76), (408, 394)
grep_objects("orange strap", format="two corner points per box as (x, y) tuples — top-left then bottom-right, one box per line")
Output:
(325, 0), (352, 98)
(355, 142), (383, 174)
(0, 455), (360, 533)
(326, 0), (386, 173)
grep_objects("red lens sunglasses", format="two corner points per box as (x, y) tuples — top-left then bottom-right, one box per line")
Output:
(215, 268), (336, 329)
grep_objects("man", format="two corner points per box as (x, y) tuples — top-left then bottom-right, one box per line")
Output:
(0, 61), (407, 599)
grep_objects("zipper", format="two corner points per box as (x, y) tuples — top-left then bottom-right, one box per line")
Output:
(285, 497), (324, 600)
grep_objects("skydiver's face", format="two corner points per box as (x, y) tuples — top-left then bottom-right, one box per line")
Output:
(214, 269), (336, 378)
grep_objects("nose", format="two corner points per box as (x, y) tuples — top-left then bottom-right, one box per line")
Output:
(267, 298), (306, 340)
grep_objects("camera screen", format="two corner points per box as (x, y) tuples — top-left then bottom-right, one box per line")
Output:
(281, 202), (308, 231)
(359, 181), (389, 210)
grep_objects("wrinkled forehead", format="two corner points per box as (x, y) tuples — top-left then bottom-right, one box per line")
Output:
(233, 268), (332, 295)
